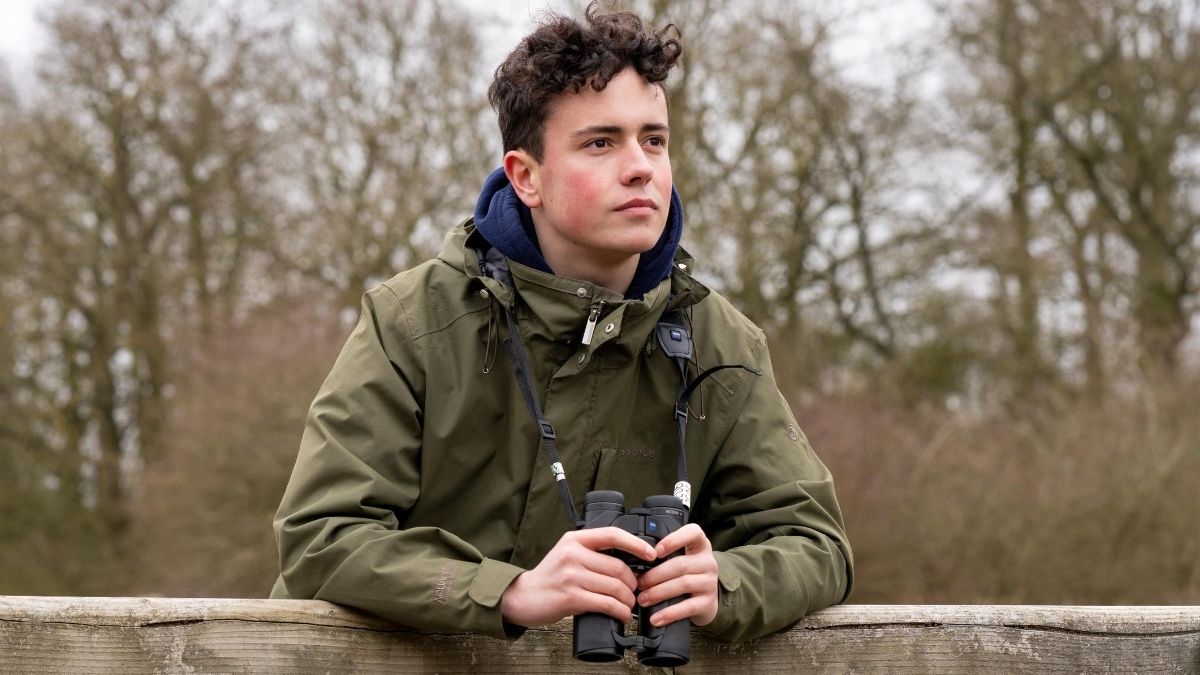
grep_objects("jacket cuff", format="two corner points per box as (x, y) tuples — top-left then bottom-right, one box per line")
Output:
(468, 557), (527, 639)
(697, 550), (742, 639)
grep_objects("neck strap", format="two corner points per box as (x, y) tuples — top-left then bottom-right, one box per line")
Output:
(501, 304), (579, 526)
(499, 296), (762, 529)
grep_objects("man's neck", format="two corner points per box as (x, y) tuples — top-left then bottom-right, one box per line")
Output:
(532, 222), (639, 295)
(542, 246), (639, 296)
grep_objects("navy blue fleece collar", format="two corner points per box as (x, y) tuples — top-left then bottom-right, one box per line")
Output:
(472, 167), (683, 300)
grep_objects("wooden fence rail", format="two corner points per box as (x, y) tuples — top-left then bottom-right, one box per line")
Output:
(2, 597), (1198, 673)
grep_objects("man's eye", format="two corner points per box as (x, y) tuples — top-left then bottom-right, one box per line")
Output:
(645, 136), (667, 148)
(587, 138), (610, 149)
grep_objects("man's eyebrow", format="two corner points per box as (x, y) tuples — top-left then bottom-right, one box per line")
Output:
(570, 123), (670, 138)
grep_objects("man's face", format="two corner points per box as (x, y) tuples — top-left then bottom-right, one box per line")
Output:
(516, 67), (673, 272)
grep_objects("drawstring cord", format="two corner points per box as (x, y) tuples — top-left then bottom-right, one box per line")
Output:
(482, 298), (498, 374)
(682, 307), (707, 421)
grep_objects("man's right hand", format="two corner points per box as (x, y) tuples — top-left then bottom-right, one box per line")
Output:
(499, 527), (657, 628)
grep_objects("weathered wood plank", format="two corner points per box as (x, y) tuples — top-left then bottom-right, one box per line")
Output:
(2, 598), (1198, 673)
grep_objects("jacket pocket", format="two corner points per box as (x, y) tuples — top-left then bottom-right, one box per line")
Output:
(592, 446), (677, 507)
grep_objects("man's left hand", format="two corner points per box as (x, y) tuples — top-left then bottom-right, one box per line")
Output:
(635, 523), (719, 627)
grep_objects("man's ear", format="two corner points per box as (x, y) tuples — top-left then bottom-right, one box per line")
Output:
(503, 150), (542, 209)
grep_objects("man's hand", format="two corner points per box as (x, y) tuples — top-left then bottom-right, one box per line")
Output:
(500, 527), (657, 628)
(635, 523), (720, 627)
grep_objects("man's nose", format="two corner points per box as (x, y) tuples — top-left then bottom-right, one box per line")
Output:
(620, 143), (654, 185)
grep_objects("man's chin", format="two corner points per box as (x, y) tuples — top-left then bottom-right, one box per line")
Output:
(620, 223), (670, 253)
(591, 243), (658, 267)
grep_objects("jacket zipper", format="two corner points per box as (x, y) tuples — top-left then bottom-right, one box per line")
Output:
(580, 301), (606, 346)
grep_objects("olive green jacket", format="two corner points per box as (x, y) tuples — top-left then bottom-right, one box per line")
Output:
(271, 222), (852, 643)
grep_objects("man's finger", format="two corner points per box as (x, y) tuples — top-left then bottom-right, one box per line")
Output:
(637, 572), (711, 608)
(576, 589), (635, 624)
(576, 568), (638, 608)
(654, 523), (710, 557)
(638, 550), (715, 590)
(573, 527), (656, 560)
(645, 595), (713, 627)
(579, 549), (640, 591)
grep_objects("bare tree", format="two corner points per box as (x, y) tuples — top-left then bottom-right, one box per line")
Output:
(641, 1), (938, 389)
(1031, 0), (1199, 378)
(946, 0), (1061, 397)
(273, 0), (495, 311)
(947, 0), (1200, 389)
(0, 0), (288, 539)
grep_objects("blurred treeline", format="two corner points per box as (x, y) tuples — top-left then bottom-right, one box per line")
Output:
(0, 0), (1197, 604)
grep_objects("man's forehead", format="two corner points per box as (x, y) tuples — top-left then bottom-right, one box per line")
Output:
(545, 74), (669, 131)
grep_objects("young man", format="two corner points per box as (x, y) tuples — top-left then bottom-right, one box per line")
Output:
(271, 4), (852, 643)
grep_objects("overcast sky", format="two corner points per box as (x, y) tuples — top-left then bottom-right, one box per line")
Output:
(0, 0), (539, 85)
(0, 0), (46, 76)
(2, 0), (932, 92)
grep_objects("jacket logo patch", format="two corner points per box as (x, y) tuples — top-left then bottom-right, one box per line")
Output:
(434, 563), (456, 605)
(618, 448), (656, 459)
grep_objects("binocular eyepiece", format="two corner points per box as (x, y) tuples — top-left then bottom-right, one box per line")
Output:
(572, 490), (690, 667)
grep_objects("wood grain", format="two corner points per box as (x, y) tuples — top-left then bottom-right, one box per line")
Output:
(2, 598), (1198, 673)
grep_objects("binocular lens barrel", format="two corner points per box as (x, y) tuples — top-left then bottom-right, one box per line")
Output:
(573, 490), (690, 667)
(582, 490), (625, 512)
(573, 613), (625, 662)
(642, 495), (683, 509)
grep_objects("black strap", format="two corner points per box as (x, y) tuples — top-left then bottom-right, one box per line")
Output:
(657, 310), (762, 518)
(679, 364), (762, 404)
(501, 305), (578, 525)
(499, 298), (761, 529)
(676, 362), (760, 482)
(655, 311), (694, 493)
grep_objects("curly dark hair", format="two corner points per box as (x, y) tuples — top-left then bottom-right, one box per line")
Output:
(488, 1), (682, 162)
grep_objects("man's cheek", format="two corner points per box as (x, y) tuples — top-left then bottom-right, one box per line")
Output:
(562, 176), (604, 224)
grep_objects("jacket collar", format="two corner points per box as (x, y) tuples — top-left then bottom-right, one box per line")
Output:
(438, 221), (708, 365)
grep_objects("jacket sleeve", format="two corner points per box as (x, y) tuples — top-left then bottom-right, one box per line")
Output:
(692, 330), (854, 643)
(272, 286), (525, 639)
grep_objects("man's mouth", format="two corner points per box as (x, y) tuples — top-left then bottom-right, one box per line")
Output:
(616, 198), (658, 212)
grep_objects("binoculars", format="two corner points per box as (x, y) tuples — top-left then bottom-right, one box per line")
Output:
(572, 490), (690, 667)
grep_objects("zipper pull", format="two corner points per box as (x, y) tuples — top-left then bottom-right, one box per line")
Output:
(580, 302), (604, 345)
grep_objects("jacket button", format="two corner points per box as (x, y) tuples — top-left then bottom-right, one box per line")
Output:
(604, 323), (615, 333)
(576, 287), (587, 297)
(677, 263), (687, 270)
(479, 289), (490, 299)
(577, 354), (587, 364)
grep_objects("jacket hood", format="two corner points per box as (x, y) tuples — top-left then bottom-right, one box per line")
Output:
(472, 167), (684, 300)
